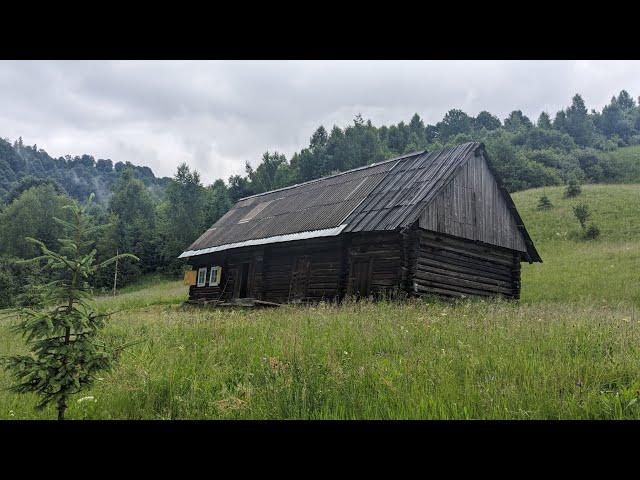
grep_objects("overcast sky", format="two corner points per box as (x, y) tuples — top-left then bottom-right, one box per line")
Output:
(2, 60), (640, 184)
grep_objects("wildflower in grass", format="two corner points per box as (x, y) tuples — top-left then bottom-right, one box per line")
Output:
(268, 356), (288, 372)
(9, 410), (15, 417)
(77, 396), (95, 404)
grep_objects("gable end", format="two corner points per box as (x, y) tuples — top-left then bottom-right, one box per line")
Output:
(417, 146), (541, 262)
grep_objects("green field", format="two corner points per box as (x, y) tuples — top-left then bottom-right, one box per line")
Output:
(1, 184), (639, 419)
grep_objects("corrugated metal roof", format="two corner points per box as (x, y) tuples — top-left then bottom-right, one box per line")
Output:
(181, 142), (541, 262)
(184, 155), (400, 253)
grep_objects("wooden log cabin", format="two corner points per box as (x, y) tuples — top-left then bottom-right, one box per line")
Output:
(180, 142), (541, 303)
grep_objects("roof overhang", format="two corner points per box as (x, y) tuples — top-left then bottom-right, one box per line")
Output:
(178, 224), (347, 259)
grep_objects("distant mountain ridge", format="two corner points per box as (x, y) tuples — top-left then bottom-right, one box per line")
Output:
(0, 137), (170, 205)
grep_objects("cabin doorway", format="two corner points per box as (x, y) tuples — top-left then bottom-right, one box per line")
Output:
(289, 256), (311, 302)
(238, 263), (250, 298)
(351, 258), (372, 298)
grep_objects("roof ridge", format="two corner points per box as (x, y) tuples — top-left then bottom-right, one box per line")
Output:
(237, 150), (427, 201)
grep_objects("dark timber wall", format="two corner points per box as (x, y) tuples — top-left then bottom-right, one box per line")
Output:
(187, 227), (523, 303)
(262, 238), (343, 303)
(413, 229), (521, 299)
(344, 232), (405, 298)
(187, 231), (411, 304)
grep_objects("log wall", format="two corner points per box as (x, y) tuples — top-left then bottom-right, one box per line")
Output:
(344, 231), (404, 298)
(413, 229), (521, 299)
(187, 228), (522, 303)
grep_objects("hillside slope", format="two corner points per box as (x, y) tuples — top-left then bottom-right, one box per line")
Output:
(514, 184), (640, 305)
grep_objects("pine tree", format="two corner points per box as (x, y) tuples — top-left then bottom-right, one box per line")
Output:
(1, 195), (138, 419)
(537, 112), (552, 129)
(537, 195), (553, 210)
(564, 178), (582, 198)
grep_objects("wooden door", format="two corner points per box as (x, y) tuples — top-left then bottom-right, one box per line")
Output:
(289, 256), (311, 301)
(351, 258), (372, 298)
(229, 268), (241, 298)
(238, 263), (249, 298)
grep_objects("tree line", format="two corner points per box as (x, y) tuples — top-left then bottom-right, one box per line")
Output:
(1, 90), (639, 307)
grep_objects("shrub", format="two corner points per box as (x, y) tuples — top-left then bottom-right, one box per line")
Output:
(564, 179), (582, 198)
(572, 204), (590, 230)
(584, 224), (601, 240)
(537, 195), (553, 210)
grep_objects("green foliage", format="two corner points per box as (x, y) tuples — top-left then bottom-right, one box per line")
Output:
(245, 151), (291, 194)
(0, 259), (18, 308)
(572, 203), (590, 229)
(584, 224), (600, 240)
(537, 112), (552, 129)
(1, 195), (139, 419)
(157, 164), (206, 274)
(106, 169), (158, 284)
(564, 178), (582, 198)
(503, 110), (533, 132)
(0, 184), (74, 259)
(203, 179), (233, 227)
(4, 176), (66, 205)
(0, 138), (168, 206)
(537, 195), (553, 210)
(560, 94), (596, 147)
(0, 256), (45, 308)
(437, 109), (474, 140)
(475, 111), (501, 131)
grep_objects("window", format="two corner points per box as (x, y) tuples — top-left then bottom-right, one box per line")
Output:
(209, 266), (222, 286)
(197, 267), (207, 287)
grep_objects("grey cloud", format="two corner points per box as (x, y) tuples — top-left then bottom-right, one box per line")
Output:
(1, 60), (640, 184)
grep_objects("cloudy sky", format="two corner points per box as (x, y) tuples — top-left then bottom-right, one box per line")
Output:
(2, 60), (640, 184)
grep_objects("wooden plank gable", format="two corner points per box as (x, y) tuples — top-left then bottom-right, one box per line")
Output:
(419, 151), (528, 253)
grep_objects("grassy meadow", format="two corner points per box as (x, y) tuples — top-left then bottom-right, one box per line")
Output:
(1, 184), (639, 419)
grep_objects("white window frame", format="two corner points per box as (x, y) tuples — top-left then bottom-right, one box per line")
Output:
(209, 266), (221, 286)
(197, 267), (207, 287)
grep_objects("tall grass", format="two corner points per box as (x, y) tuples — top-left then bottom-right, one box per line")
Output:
(0, 183), (638, 419)
(1, 300), (638, 419)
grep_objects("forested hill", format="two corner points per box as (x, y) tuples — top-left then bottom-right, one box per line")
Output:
(0, 137), (170, 204)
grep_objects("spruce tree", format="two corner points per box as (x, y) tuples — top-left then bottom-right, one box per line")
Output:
(1, 195), (138, 419)
(537, 195), (553, 210)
